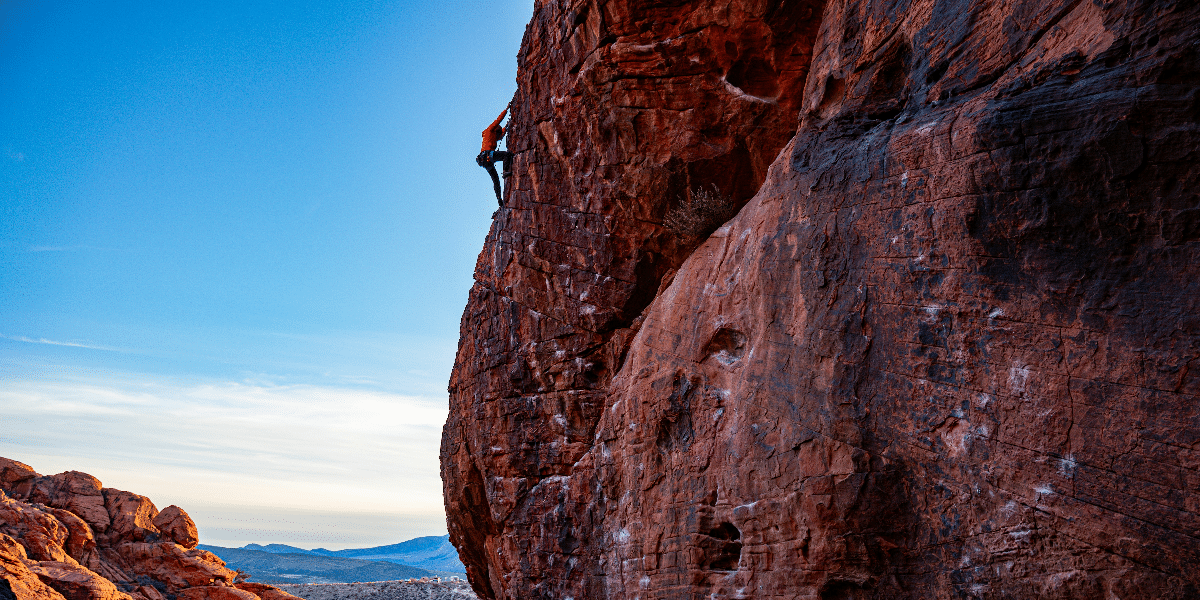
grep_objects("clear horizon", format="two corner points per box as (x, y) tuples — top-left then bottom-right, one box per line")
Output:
(1, 0), (532, 549)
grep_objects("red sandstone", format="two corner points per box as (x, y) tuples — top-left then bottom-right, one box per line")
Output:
(441, 0), (1200, 598)
(0, 458), (301, 600)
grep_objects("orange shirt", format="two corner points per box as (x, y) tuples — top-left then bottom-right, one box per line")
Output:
(481, 109), (507, 152)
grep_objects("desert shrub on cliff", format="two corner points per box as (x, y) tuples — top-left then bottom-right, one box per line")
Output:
(663, 185), (738, 243)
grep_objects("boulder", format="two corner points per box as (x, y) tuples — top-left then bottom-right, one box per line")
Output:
(0, 458), (38, 499)
(100, 490), (158, 544)
(151, 506), (198, 549)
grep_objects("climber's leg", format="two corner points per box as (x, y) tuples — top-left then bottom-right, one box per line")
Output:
(477, 151), (504, 205)
(485, 162), (503, 205)
(494, 151), (514, 178)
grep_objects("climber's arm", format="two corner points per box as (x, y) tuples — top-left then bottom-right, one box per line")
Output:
(488, 109), (508, 132)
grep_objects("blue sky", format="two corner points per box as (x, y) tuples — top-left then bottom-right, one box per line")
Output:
(0, 0), (530, 548)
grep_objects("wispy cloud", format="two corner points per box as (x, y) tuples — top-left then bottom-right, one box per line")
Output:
(4, 147), (23, 162)
(0, 371), (450, 547)
(0, 333), (123, 352)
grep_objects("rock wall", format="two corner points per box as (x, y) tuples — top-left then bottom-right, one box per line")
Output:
(441, 0), (1200, 598)
(0, 458), (300, 600)
(442, 1), (824, 595)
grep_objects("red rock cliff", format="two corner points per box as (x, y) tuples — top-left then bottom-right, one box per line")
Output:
(441, 0), (1200, 598)
(0, 458), (299, 600)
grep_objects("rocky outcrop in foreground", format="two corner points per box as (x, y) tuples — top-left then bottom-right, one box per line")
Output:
(0, 458), (300, 600)
(442, 0), (1200, 598)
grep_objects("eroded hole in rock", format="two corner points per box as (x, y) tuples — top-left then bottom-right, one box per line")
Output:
(819, 579), (872, 600)
(709, 522), (740, 540)
(863, 38), (912, 119)
(656, 371), (696, 452)
(925, 59), (949, 85)
(581, 357), (604, 385)
(619, 250), (667, 327)
(703, 327), (747, 365)
(705, 522), (742, 571)
(559, 525), (580, 554)
(570, 5), (588, 27)
(727, 55), (780, 98)
(817, 75), (845, 117)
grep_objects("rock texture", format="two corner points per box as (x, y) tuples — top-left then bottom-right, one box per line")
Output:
(0, 458), (301, 600)
(441, 0), (1200, 598)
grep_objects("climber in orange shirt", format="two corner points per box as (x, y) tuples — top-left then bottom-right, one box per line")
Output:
(476, 109), (513, 206)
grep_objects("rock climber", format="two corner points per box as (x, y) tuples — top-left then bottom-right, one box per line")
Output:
(476, 109), (513, 206)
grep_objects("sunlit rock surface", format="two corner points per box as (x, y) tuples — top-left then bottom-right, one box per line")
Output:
(441, 0), (1200, 598)
(0, 458), (302, 600)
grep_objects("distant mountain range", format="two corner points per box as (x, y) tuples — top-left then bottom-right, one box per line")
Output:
(199, 535), (467, 584)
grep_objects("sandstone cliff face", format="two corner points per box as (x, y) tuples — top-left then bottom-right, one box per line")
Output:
(444, 1), (823, 594)
(442, 0), (1200, 598)
(0, 458), (299, 600)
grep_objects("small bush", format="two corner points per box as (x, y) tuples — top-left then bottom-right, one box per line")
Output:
(663, 185), (738, 242)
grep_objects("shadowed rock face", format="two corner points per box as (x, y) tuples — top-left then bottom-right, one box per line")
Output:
(443, 0), (1200, 598)
(0, 458), (301, 600)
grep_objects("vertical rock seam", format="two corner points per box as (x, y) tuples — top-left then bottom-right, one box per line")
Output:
(442, 0), (1200, 598)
